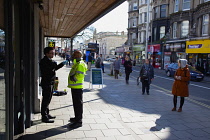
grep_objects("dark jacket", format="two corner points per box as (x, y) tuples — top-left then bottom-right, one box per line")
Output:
(124, 60), (132, 73)
(40, 56), (64, 86)
(88, 55), (93, 62)
(139, 64), (154, 84)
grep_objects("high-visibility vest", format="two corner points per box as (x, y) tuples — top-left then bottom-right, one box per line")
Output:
(67, 60), (87, 89)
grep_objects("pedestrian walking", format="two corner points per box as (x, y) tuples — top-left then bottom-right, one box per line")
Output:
(139, 59), (154, 95)
(95, 54), (105, 73)
(67, 51), (87, 128)
(39, 47), (67, 123)
(95, 54), (101, 68)
(171, 59), (190, 112)
(113, 57), (121, 79)
(124, 56), (132, 84)
(66, 53), (71, 66)
(87, 53), (93, 71)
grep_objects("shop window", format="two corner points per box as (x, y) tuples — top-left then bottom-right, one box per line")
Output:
(181, 20), (189, 37)
(160, 5), (167, 18)
(0, 29), (5, 139)
(183, 0), (191, 11)
(173, 22), (177, 38)
(174, 0), (179, 12)
(160, 26), (165, 39)
(202, 14), (209, 35)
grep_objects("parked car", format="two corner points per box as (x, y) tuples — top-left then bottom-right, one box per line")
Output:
(105, 57), (116, 62)
(165, 63), (204, 81)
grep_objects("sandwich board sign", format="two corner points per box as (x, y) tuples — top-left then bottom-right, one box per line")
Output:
(90, 68), (103, 89)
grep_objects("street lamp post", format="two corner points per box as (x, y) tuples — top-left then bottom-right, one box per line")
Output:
(145, 0), (150, 59)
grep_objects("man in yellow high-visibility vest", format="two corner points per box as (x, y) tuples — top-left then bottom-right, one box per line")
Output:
(67, 50), (87, 128)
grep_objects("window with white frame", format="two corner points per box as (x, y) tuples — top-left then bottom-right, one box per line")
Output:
(154, 7), (158, 19)
(160, 26), (165, 39)
(173, 22), (177, 38)
(141, 32), (145, 43)
(133, 18), (137, 27)
(132, 33), (136, 40)
(154, 27), (157, 41)
(181, 20), (189, 37)
(133, 2), (138, 10)
(139, 14), (142, 24)
(183, 0), (190, 10)
(145, 0), (147, 4)
(160, 5), (167, 18)
(202, 14), (209, 35)
(144, 12), (147, 22)
(174, 0), (179, 12)
(204, 0), (210, 2)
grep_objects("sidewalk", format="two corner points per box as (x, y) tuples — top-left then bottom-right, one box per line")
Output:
(23, 56), (210, 140)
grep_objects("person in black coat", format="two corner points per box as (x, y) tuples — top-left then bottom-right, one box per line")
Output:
(124, 56), (132, 84)
(139, 59), (154, 95)
(40, 47), (67, 123)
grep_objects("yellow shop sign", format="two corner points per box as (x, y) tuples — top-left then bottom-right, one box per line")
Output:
(186, 40), (210, 53)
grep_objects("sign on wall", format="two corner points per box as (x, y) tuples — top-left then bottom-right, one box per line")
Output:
(186, 40), (210, 53)
(48, 42), (55, 47)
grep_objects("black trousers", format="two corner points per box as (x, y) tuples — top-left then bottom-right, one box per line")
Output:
(71, 88), (83, 122)
(114, 70), (119, 79)
(125, 72), (130, 81)
(141, 80), (150, 93)
(41, 85), (54, 118)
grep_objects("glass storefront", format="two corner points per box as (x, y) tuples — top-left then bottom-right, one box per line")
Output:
(0, 29), (5, 140)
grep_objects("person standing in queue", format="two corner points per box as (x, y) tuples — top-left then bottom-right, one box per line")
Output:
(124, 56), (132, 84)
(40, 47), (67, 123)
(68, 51), (87, 128)
(139, 59), (154, 95)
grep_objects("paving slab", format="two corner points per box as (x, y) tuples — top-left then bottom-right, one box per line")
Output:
(23, 56), (210, 140)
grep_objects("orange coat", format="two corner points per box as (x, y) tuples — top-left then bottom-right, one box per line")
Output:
(172, 66), (190, 97)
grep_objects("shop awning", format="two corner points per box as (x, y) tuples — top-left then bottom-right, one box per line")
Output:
(186, 40), (210, 53)
(39, 0), (125, 38)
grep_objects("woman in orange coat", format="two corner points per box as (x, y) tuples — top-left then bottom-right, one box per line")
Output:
(171, 59), (190, 112)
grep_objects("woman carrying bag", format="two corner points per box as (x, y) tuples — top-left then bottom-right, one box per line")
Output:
(171, 59), (190, 112)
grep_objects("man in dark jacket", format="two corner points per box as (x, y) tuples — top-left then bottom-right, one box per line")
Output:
(40, 47), (67, 123)
(139, 59), (154, 95)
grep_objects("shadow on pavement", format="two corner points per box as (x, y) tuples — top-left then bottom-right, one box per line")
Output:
(21, 125), (73, 140)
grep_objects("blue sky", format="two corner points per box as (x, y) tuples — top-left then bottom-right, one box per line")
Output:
(91, 1), (128, 33)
